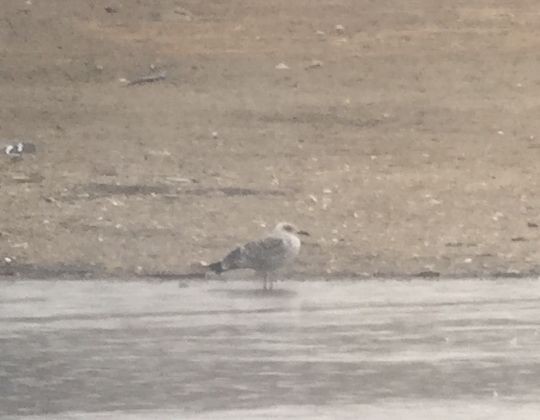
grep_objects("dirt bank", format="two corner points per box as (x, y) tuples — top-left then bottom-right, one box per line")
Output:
(2, 1), (540, 279)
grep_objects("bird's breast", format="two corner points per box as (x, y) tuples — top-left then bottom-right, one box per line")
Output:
(284, 234), (301, 257)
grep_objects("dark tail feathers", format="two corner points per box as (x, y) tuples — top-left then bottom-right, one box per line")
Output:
(208, 261), (225, 274)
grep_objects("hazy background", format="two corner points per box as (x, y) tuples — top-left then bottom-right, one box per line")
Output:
(2, 1), (540, 419)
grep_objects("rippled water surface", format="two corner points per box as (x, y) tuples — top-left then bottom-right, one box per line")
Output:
(2, 279), (540, 419)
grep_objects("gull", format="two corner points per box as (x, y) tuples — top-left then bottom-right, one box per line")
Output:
(207, 222), (309, 290)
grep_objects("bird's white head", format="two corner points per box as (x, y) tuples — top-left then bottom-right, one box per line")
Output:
(274, 222), (309, 236)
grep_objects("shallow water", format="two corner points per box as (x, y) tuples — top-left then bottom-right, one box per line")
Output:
(1, 279), (540, 419)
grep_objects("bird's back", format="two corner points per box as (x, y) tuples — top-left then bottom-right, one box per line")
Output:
(222, 234), (294, 272)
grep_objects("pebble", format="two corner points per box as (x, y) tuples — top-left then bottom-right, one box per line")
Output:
(306, 60), (323, 70)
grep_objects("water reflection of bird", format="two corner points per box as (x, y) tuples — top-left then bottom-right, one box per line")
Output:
(207, 222), (309, 290)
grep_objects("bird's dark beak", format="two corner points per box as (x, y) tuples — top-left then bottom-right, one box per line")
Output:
(298, 230), (310, 236)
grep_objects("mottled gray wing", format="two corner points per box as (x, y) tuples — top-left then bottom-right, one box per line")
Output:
(222, 237), (287, 271)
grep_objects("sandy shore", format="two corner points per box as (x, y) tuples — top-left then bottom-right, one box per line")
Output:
(2, 1), (540, 279)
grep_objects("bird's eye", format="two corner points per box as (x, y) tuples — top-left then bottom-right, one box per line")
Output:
(284, 225), (293, 232)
